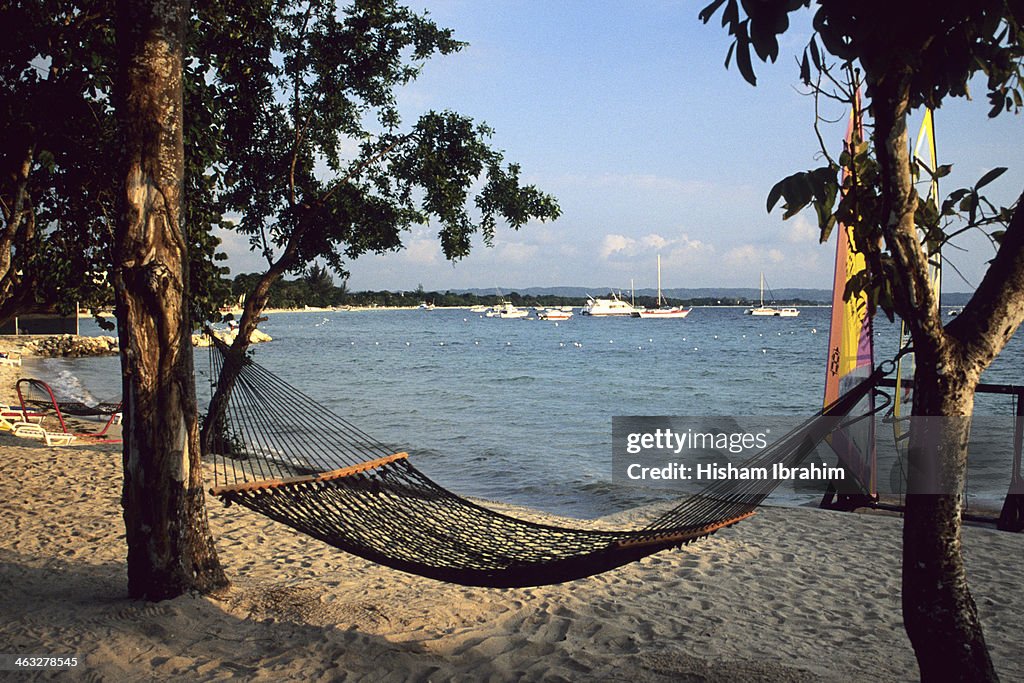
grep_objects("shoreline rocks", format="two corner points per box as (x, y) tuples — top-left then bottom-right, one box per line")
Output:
(7, 328), (273, 359)
(26, 335), (120, 358)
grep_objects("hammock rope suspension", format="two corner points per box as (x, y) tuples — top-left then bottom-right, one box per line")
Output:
(204, 339), (887, 588)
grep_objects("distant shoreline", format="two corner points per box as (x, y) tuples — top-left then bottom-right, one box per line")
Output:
(74, 303), (971, 319)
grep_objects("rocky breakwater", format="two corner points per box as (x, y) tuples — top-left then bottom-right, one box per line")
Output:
(28, 335), (120, 358)
(23, 328), (272, 358)
(191, 329), (273, 347)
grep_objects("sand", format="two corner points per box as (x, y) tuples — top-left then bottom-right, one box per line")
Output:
(1, 342), (1022, 682)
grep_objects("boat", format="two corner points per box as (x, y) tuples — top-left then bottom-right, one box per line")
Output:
(418, 301), (435, 310)
(580, 292), (637, 317)
(488, 300), (529, 319)
(745, 273), (799, 317)
(538, 308), (573, 320)
(469, 305), (489, 313)
(634, 255), (691, 319)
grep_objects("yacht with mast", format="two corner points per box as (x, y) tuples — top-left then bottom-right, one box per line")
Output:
(634, 255), (691, 319)
(745, 273), (799, 317)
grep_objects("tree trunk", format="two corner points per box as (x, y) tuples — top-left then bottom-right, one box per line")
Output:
(868, 69), (998, 681)
(200, 263), (287, 456)
(0, 144), (38, 328)
(902, 356), (997, 681)
(115, 0), (227, 600)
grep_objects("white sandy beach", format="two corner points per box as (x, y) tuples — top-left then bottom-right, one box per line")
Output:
(1, 343), (1022, 682)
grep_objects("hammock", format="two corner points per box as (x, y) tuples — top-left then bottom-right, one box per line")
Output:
(15, 378), (122, 443)
(205, 341), (886, 588)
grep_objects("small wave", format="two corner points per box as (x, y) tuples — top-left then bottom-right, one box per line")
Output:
(26, 364), (99, 405)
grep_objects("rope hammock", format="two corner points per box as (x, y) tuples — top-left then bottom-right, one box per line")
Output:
(15, 378), (123, 442)
(205, 339), (887, 588)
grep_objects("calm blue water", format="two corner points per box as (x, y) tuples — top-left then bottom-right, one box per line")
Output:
(26, 306), (1024, 518)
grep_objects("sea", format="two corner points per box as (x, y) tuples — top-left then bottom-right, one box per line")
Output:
(24, 306), (1024, 519)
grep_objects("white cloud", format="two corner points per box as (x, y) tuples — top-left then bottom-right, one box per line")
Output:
(496, 241), (539, 264)
(723, 244), (759, 268)
(600, 233), (638, 259)
(600, 232), (714, 266)
(785, 213), (820, 244)
(403, 238), (442, 265)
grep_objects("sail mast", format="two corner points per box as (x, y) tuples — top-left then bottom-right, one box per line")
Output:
(657, 255), (663, 306)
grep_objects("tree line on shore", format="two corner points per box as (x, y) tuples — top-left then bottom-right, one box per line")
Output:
(225, 269), (819, 310)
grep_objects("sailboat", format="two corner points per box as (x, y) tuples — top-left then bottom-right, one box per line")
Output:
(745, 273), (798, 317)
(634, 255), (691, 319)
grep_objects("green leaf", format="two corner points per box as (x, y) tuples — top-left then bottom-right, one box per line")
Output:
(766, 181), (784, 213)
(698, 0), (728, 24)
(735, 25), (757, 85)
(975, 167), (1007, 190)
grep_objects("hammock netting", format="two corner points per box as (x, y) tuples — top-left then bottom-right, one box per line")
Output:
(15, 378), (123, 442)
(16, 378), (121, 417)
(205, 340), (881, 587)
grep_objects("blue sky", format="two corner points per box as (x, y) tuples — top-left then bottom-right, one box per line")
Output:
(219, 1), (1023, 294)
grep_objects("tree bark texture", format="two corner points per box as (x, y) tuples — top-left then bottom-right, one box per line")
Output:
(115, 0), (227, 600)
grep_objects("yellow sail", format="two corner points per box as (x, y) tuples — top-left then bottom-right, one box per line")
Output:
(823, 91), (876, 495)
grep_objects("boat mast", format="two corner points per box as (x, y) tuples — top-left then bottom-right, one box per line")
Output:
(759, 272), (765, 307)
(657, 255), (663, 306)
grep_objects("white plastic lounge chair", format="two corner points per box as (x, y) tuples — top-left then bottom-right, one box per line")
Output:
(1, 419), (76, 446)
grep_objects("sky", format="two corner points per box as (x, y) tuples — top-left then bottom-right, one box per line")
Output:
(218, 1), (1024, 294)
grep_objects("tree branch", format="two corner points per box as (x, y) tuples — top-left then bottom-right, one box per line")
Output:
(947, 192), (1024, 372)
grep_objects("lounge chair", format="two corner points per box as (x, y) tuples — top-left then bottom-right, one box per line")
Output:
(0, 417), (76, 445)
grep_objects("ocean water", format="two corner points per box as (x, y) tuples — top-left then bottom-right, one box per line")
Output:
(24, 306), (1024, 519)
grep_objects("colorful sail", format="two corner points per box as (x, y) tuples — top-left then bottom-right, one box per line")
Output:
(823, 91), (876, 494)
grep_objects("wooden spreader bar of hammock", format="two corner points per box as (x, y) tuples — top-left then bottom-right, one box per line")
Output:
(614, 510), (756, 549)
(209, 452), (408, 497)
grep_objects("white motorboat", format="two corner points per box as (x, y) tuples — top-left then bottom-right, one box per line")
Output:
(489, 301), (529, 319)
(538, 308), (573, 320)
(581, 292), (637, 316)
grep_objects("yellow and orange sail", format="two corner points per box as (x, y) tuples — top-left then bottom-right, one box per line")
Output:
(823, 92), (876, 493)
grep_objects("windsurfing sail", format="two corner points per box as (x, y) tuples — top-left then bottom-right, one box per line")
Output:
(823, 91), (877, 496)
(891, 109), (941, 485)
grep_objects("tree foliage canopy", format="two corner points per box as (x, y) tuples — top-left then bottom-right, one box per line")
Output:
(702, 1), (1023, 324)
(0, 1), (118, 321)
(0, 0), (231, 326)
(207, 0), (560, 284)
(2, 0), (557, 328)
